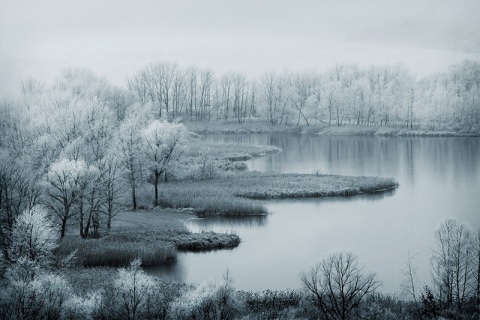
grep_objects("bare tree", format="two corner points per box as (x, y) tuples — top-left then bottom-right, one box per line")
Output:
(186, 66), (199, 119)
(198, 69), (215, 120)
(99, 153), (126, 229)
(401, 250), (419, 305)
(431, 219), (474, 311)
(115, 113), (145, 211)
(301, 252), (380, 320)
(41, 158), (97, 238)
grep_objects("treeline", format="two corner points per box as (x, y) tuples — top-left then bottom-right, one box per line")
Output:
(126, 60), (480, 132)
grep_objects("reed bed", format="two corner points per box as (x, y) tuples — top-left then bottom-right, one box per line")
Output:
(171, 231), (241, 251)
(56, 234), (177, 267)
(238, 289), (301, 314)
(234, 173), (398, 199)
(80, 241), (176, 267)
(56, 213), (242, 267)
(186, 141), (282, 160)
(158, 172), (398, 216)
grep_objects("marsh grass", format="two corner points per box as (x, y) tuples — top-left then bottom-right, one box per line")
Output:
(186, 120), (475, 136)
(234, 173), (398, 199)
(56, 232), (177, 267)
(184, 119), (323, 134)
(318, 124), (471, 136)
(190, 141), (282, 160)
(238, 289), (302, 318)
(171, 231), (241, 251)
(158, 172), (398, 216)
(56, 218), (241, 267)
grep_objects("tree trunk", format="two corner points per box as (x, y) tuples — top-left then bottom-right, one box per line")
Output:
(132, 184), (137, 211)
(60, 217), (67, 238)
(154, 171), (160, 207)
(79, 197), (85, 238)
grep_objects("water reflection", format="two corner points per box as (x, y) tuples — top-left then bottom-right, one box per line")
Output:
(186, 215), (269, 232)
(144, 261), (186, 283)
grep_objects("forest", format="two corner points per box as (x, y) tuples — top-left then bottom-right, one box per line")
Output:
(0, 60), (479, 319)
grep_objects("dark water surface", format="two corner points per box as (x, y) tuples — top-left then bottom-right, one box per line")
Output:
(147, 134), (480, 294)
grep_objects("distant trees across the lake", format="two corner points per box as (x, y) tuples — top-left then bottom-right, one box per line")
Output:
(126, 60), (480, 132)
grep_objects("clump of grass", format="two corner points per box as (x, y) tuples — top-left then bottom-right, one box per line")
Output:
(171, 231), (241, 251)
(234, 173), (398, 199)
(318, 125), (378, 136)
(158, 171), (398, 216)
(159, 188), (266, 216)
(238, 289), (302, 317)
(185, 141), (282, 162)
(80, 241), (176, 267)
(56, 233), (177, 267)
(184, 119), (324, 134)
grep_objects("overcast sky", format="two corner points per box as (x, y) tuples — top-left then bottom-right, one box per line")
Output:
(1, 0), (480, 97)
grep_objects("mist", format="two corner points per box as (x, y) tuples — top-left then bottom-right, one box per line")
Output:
(1, 0), (479, 97)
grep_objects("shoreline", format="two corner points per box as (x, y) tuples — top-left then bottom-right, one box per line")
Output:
(185, 120), (479, 137)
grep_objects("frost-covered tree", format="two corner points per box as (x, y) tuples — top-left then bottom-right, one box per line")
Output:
(42, 158), (98, 238)
(1, 272), (74, 320)
(142, 120), (188, 206)
(99, 151), (126, 229)
(1, 206), (71, 318)
(114, 259), (157, 320)
(6, 206), (57, 281)
(169, 271), (238, 320)
(115, 109), (148, 210)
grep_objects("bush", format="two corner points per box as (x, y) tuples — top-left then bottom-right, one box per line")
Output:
(93, 259), (165, 320)
(1, 272), (75, 320)
(169, 280), (240, 320)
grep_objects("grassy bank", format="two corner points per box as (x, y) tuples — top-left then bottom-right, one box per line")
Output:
(318, 125), (477, 136)
(158, 171), (398, 216)
(185, 120), (478, 136)
(56, 234), (177, 267)
(187, 141), (282, 161)
(55, 210), (241, 267)
(185, 119), (323, 134)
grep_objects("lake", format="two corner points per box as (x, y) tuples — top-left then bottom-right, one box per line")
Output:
(147, 134), (480, 294)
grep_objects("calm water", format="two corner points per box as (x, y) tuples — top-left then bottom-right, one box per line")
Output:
(147, 134), (480, 294)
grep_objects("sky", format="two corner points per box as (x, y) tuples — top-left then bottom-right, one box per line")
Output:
(1, 0), (480, 97)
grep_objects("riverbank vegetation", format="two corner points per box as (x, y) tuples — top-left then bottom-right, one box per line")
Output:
(1, 210), (479, 319)
(52, 210), (240, 267)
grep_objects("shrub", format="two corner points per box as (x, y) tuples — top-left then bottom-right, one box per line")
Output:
(1, 272), (74, 320)
(169, 279), (240, 320)
(93, 259), (164, 320)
